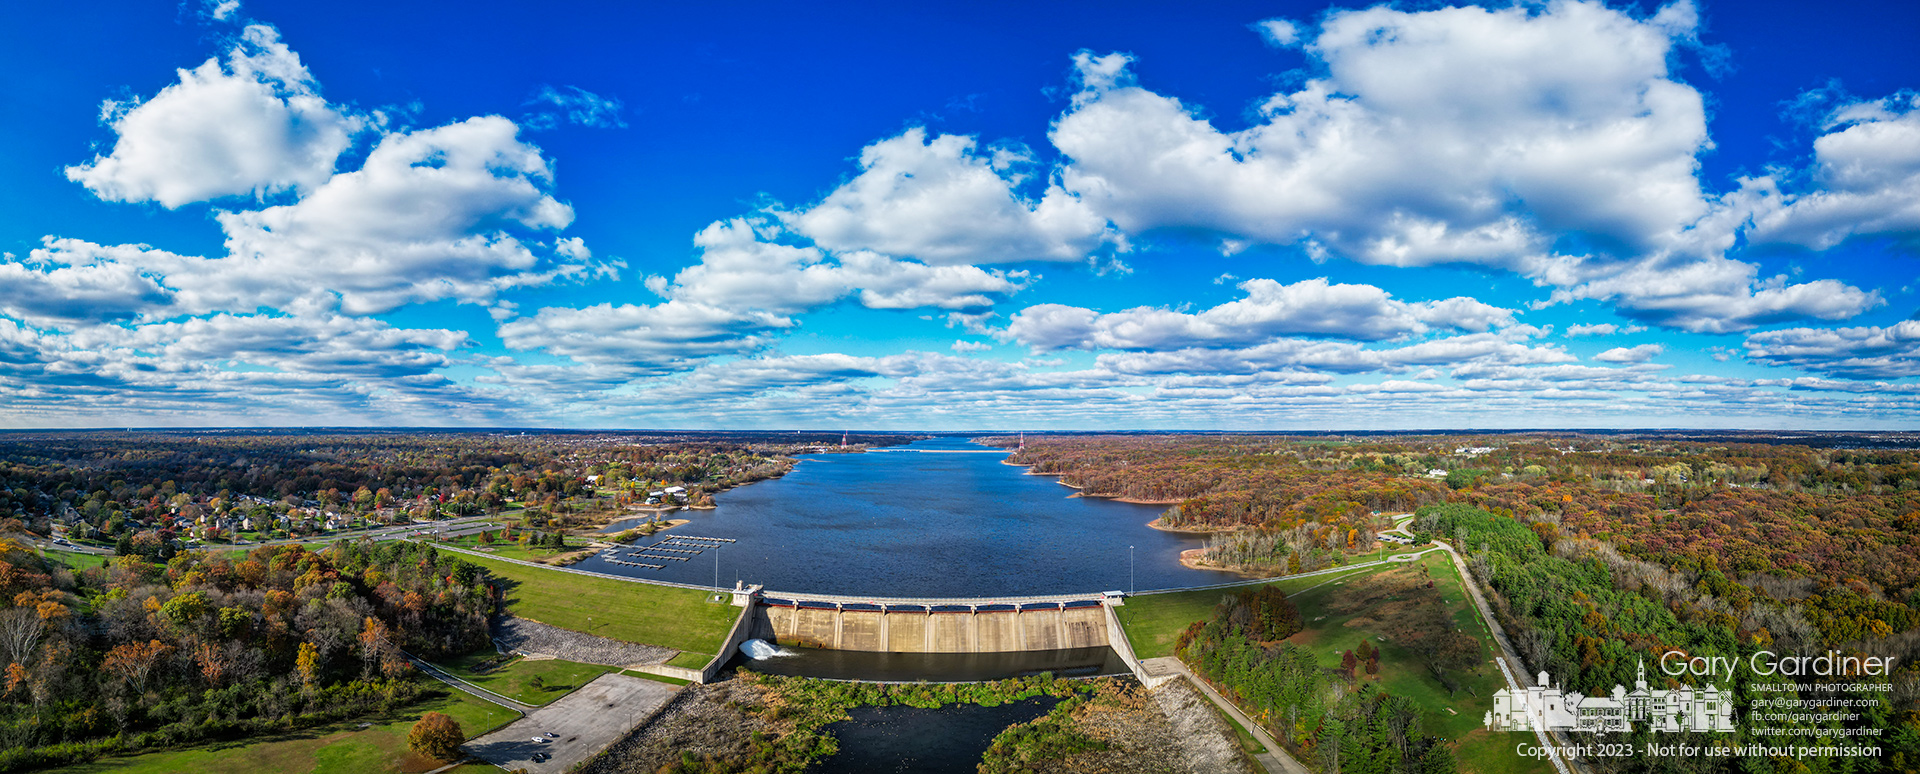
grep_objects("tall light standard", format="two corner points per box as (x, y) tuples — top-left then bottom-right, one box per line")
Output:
(713, 543), (721, 590)
(1129, 545), (1135, 595)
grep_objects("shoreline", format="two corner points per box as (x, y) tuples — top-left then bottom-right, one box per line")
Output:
(1177, 548), (1279, 579)
(1002, 458), (1183, 504)
(1145, 518), (1219, 535)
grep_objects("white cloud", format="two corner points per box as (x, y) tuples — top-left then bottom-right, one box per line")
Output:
(524, 85), (627, 131)
(65, 25), (364, 208)
(1565, 322), (1646, 336)
(1055, 2), (1710, 265)
(1744, 321), (1920, 379)
(781, 128), (1117, 266)
(952, 340), (993, 353)
(1593, 343), (1664, 363)
(207, 0), (241, 21)
(0, 252), (172, 327)
(496, 301), (774, 376)
(181, 115), (583, 314)
(1253, 18), (1301, 47)
(500, 218), (1034, 380)
(1091, 331), (1575, 376)
(1544, 255), (1879, 333)
(1001, 277), (1514, 351)
(1751, 92), (1920, 250)
(1048, 1), (1875, 333)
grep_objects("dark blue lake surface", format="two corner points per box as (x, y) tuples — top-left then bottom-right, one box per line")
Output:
(573, 437), (1223, 596)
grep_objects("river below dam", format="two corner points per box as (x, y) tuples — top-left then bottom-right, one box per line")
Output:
(811, 696), (1060, 774)
(578, 436), (1226, 596)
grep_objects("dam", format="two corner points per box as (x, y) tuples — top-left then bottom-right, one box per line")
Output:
(749, 590), (1113, 652)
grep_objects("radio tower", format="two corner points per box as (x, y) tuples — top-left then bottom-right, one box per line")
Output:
(1018, 432), (1025, 450)
(840, 431), (848, 448)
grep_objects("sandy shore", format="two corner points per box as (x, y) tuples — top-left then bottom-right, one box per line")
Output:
(1146, 518), (1219, 535)
(1177, 548), (1276, 579)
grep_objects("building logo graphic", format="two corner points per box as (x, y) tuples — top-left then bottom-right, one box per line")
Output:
(1484, 659), (1735, 733)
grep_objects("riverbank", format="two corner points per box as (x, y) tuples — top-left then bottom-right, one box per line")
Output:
(575, 672), (1247, 774)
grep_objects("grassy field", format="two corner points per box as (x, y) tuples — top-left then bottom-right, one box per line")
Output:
(455, 553), (736, 655)
(1114, 562), (1402, 659)
(1116, 549), (1548, 774)
(438, 533), (591, 564)
(433, 652), (617, 705)
(1282, 552), (1549, 774)
(47, 689), (518, 774)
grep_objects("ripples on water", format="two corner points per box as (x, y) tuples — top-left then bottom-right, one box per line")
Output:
(573, 437), (1224, 596)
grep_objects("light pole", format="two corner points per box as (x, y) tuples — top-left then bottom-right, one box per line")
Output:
(1129, 545), (1135, 595)
(713, 543), (721, 590)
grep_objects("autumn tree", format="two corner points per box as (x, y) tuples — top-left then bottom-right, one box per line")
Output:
(102, 639), (172, 695)
(408, 711), (465, 762)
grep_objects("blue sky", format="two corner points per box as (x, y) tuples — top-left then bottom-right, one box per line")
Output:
(2, 0), (1918, 429)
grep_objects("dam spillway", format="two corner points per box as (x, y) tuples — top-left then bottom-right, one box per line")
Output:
(748, 592), (1112, 653)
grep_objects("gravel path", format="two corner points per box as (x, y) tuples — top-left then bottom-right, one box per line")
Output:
(492, 616), (675, 667)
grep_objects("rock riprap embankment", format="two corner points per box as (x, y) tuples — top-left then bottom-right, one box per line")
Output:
(491, 616), (675, 667)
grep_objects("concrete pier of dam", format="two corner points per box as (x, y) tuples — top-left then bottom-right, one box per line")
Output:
(745, 589), (1115, 654)
(748, 599), (1113, 653)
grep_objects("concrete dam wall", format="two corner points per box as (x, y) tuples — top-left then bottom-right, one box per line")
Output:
(752, 604), (1110, 653)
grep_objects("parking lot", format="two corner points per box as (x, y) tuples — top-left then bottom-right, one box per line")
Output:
(462, 673), (679, 773)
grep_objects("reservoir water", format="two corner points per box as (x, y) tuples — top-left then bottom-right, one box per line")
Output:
(578, 436), (1225, 596)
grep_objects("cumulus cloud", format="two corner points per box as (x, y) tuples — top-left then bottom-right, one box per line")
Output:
(1048, 1), (1874, 333)
(1253, 18), (1301, 47)
(1055, 2), (1709, 265)
(1094, 333), (1575, 377)
(1593, 343), (1664, 363)
(205, 0), (242, 21)
(71, 116), (589, 316)
(781, 128), (1117, 266)
(496, 301), (774, 376)
(65, 25), (364, 208)
(524, 85), (627, 131)
(1001, 277), (1513, 351)
(1743, 321), (1920, 379)
(1543, 255), (1880, 333)
(501, 218), (1031, 379)
(1565, 323), (1645, 336)
(1751, 92), (1920, 250)
(0, 252), (172, 327)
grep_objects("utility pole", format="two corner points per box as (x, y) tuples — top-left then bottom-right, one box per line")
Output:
(1129, 545), (1135, 595)
(713, 543), (721, 590)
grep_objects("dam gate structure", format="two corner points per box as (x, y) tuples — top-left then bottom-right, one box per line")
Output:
(746, 590), (1113, 653)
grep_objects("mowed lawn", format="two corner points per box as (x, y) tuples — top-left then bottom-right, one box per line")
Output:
(456, 553), (738, 657)
(48, 689), (518, 774)
(1114, 562), (1400, 659)
(433, 652), (618, 705)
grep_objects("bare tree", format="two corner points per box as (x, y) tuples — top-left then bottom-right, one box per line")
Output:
(0, 609), (44, 667)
